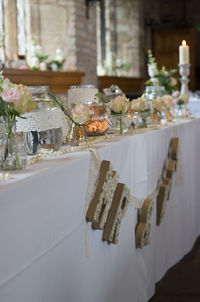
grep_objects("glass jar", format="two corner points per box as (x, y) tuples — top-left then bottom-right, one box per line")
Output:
(132, 111), (153, 128)
(16, 86), (63, 155)
(109, 114), (132, 134)
(142, 86), (166, 101)
(68, 85), (98, 105)
(174, 104), (187, 118)
(83, 103), (109, 136)
(0, 121), (27, 170)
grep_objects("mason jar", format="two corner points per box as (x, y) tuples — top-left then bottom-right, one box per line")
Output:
(16, 86), (63, 155)
(68, 85), (98, 105)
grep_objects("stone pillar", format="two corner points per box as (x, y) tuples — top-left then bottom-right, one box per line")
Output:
(4, 0), (18, 61)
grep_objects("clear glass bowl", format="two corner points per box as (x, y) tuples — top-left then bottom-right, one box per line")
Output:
(109, 114), (132, 134)
(132, 111), (153, 128)
(83, 103), (109, 136)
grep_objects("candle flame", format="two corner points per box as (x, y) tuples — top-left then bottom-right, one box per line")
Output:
(182, 40), (186, 46)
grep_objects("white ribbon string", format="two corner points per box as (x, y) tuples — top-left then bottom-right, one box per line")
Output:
(129, 189), (158, 209)
(173, 125), (184, 186)
(84, 148), (102, 257)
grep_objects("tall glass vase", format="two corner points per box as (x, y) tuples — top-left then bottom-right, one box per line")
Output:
(0, 120), (27, 170)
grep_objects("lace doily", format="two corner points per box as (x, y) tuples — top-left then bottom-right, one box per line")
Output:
(16, 108), (63, 132)
(68, 87), (98, 104)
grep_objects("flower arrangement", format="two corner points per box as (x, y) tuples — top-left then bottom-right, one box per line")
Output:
(162, 95), (174, 109)
(103, 95), (131, 134)
(152, 97), (166, 112)
(130, 97), (150, 113)
(146, 50), (178, 94)
(49, 49), (66, 71)
(152, 95), (174, 121)
(172, 91), (189, 106)
(34, 45), (48, 63)
(102, 56), (131, 76)
(72, 103), (91, 124)
(109, 95), (130, 114)
(0, 74), (37, 123)
(0, 73), (37, 168)
(130, 97), (151, 128)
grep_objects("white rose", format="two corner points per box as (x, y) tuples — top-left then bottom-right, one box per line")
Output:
(179, 93), (189, 104)
(110, 96), (130, 114)
(72, 103), (91, 124)
(162, 95), (174, 108)
(152, 97), (166, 112)
(131, 98), (150, 112)
(169, 77), (177, 87)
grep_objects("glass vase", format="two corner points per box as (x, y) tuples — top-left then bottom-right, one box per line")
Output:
(66, 122), (87, 146)
(175, 104), (187, 118)
(0, 121), (27, 170)
(16, 86), (63, 155)
(153, 110), (162, 123)
(83, 103), (109, 136)
(142, 86), (166, 101)
(109, 114), (132, 134)
(133, 111), (153, 128)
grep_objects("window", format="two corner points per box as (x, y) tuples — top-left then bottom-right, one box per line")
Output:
(97, 0), (140, 78)
(16, 0), (26, 57)
(0, 0), (5, 62)
(0, 0), (26, 63)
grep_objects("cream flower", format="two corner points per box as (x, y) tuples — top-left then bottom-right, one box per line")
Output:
(13, 84), (37, 114)
(169, 77), (177, 87)
(152, 97), (166, 112)
(162, 95), (174, 109)
(2, 78), (13, 91)
(72, 103), (91, 124)
(131, 97), (150, 112)
(110, 96), (130, 114)
(179, 93), (189, 104)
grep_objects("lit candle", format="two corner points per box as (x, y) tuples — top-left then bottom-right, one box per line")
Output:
(179, 40), (190, 65)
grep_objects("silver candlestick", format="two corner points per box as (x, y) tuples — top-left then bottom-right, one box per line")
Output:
(179, 64), (191, 96)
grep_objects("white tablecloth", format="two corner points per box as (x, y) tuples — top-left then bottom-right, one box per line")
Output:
(0, 119), (200, 302)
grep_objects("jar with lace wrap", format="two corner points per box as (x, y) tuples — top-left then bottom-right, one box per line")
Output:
(16, 86), (63, 155)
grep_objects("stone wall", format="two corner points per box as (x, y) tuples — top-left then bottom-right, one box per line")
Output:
(26, 0), (97, 85)
(6, 0), (200, 87)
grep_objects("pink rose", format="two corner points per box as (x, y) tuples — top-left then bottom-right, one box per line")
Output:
(173, 98), (179, 105)
(172, 91), (179, 98)
(1, 88), (20, 103)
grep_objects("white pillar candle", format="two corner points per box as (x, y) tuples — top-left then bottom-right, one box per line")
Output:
(179, 40), (190, 65)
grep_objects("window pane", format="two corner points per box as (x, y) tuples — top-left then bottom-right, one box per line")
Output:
(0, 0), (4, 61)
(17, 0), (26, 56)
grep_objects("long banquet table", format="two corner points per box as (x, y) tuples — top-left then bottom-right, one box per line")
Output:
(0, 118), (200, 302)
